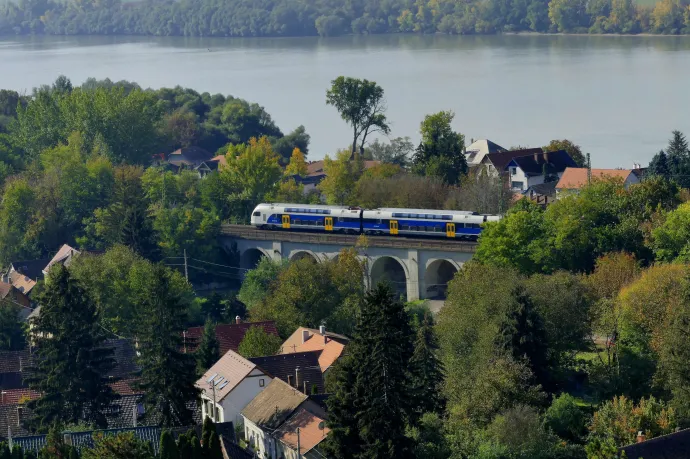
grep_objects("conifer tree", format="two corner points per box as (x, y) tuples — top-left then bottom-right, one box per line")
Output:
(196, 318), (220, 375)
(649, 150), (670, 178)
(0, 444), (9, 459)
(201, 417), (216, 450)
(188, 433), (202, 459)
(136, 264), (199, 427)
(207, 433), (222, 459)
(120, 203), (159, 261)
(159, 430), (179, 459)
(324, 282), (414, 458)
(666, 130), (690, 187)
(176, 433), (190, 459)
(409, 312), (445, 418)
(27, 266), (117, 430)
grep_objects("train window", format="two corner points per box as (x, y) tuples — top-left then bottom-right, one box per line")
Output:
(456, 223), (465, 228)
(442, 215), (453, 220)
(293, 219), (301, 225)
(435, 226), (443, 232)
(468, 223), (481, 228)
(252, 211), (261, 216)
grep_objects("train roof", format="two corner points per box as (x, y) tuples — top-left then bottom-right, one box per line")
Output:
(257, 203), (350, 210)
(371, 208), (477, 215)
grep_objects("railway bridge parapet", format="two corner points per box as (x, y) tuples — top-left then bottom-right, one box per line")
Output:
(221, 224), (477, 301)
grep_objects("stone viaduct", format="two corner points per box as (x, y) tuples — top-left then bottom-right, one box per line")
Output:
(220, 224), (477, 302)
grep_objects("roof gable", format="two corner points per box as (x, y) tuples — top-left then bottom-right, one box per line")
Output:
(509, 150), (577, 176)
(485, 148), (544, 172)
(195, 349), (258, 401)
(276, 407), (330, 455)
(241, 378), (307, 429)
(43, 244), (80, 274)
(556, 167), (633, 190)
(168, 146), (213, 163)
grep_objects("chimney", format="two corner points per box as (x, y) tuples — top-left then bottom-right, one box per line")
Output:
(287, 375), (293, 387)
(303, 381), (307, 394)
(637, 431), (646, 443)
(543, 151), (548, 162)
(295, 367), (301, 389)
(319, 325), (326, 335)
(534, 152), (538, 162)
(302, 330), (310, 344)
(235, 316), (241, 324)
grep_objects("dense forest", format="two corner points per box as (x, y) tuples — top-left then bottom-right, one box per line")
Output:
(1, 0), (690, 37)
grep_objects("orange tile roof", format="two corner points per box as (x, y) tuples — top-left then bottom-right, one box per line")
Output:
(295, 338), (345, 373)
(280, 327), (348, 373)
(556, 167), (633, 190)
(276, 407), (330, 455)
(195, 349), (259, 402)
(0, 388), (40, 406)
(211, 155), (228, 169)
(110, 378), (142, 396)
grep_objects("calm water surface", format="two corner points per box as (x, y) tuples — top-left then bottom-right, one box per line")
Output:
(1, 34), (690, 167)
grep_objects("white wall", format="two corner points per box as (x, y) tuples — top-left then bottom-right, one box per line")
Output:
(201, 370), (271, 426)
(244, 418), (281, 459)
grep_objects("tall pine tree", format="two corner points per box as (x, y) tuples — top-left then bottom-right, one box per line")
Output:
(196, 318), (220, 376)
(409, 312), (445, 418)
(136, 264), (199, 427)
(324, 283), (414, 459)
(159, 430), (179, 459)
(666, 130), (690, 187)
(27, 266), (117, 430)
(648, 150), (670, 178)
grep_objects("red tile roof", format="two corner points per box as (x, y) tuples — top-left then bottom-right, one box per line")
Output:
(0, 388), (40, 406)
(109, 378), (142, 396)
(184, 321), (279, 356)
(556, 167), (634, 190)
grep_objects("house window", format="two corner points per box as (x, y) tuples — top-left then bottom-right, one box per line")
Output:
(259, 379), (265, 387)
(511, 181), (524, 190)
(510, 167), (517, 175)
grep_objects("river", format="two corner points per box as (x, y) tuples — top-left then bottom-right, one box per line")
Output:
(2, 34), (690, 167)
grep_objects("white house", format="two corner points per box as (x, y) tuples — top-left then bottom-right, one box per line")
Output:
(465, 139), (506, 168)
(505, 149), (578, 192)
(196, 349), (272, 426)
(241, 378), (330, 459)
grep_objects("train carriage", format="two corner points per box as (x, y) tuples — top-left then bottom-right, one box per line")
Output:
(250, 203), (499, 240)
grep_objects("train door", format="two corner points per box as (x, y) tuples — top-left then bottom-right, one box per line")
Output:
(390, 220), (399, 235)
(325, 217), (334, 231)
(446, 222), (456, 238)
(282, 215), (291, 229)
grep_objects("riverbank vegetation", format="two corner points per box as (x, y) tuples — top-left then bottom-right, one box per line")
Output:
(1, 0), (690, 37)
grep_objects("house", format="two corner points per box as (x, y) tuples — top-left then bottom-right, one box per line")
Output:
(196, 350), (272, 425)
(220, 436), (253, 459)
(4, 258), (49, 296)
(184, 320), (279, 356)
(166, 146), (214, 168)
(505, 149), (577, 192)
(42, 244), (81, 277)
(555, 167), (641, 194)
(0, 350), (33, 390)
(280, 326), (348, 376)
(524, 181), (558, 207)
(481, 148), (546, 177)
(241, 378), (329, 459)
(249, 351), (325, 394)
(620, 428), (690, 459)
(0, 281), (31, 313)
(195, 160), (219, 178)
(465, 139), (507, 168)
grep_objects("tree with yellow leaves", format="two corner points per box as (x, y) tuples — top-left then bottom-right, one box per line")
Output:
(318, 150), (364, 205)
(284, 147), (308, 177)
(222, 136), (282, 218)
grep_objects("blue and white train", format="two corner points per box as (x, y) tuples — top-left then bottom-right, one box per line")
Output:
(250, 203), (500, 240)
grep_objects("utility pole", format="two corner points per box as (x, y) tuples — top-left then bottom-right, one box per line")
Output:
(184, 249), (188, 281)
(296, 427), (301, 459)
(209, 381), (217, 422)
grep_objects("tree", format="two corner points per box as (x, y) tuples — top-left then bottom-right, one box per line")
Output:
(196, 318), (220, 375)
(81, 432), (154, 459)
(207, 433), (222, 459)
(237, 257), (286, 312)
(589, 396), (676, 447)
(284, 147), (308, 177)
(39, 423), (75, 459)
(223, 136), (282, 218)
(543, 139), (586, 166)
(0, 302), (26, 351)
(543, 394), (588, 442)
(548, 0), (588, 31)
(412, 111), (467, 185)
(652, 201), (690, 262)
(409, 312), (444, 418)
(27, 266), (117, 431)
(237, 326), (282, 358)
(365, 137), (414, 167)
(318, 150), (364, 205)
(159, 430), (179, 459)
(326, 76), (390, 157)
(648, 150), (670, 178)
(664, 130), (690, 187)
(136, 264), (199, 427)
(201, 417), (216, 451)
(324, 283), (414, 458)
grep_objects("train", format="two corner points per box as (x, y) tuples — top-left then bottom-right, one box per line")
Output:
(250, 203), (501, 240)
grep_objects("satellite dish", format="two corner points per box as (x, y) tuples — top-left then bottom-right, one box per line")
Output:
(317, 421), (325, 431)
